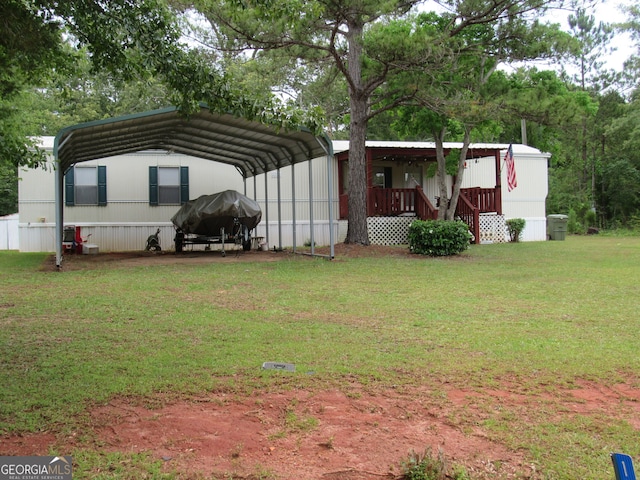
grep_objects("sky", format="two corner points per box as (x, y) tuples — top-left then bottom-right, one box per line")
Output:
(570, 0), (634, 71)
(418, 0), (636, 73)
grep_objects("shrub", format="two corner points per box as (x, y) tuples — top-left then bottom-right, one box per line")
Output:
(584, 209), (596, 228)
(408, 220), (471, 256)
(567, 208), (582, 234)
(506, 218), (526, 242)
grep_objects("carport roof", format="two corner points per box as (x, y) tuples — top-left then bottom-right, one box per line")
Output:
(54, 105), (332, 177)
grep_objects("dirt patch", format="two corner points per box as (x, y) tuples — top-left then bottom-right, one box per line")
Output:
(1, 385), (525, 479)
(44, 243), (420, 271)
(3, 381), (640, 479)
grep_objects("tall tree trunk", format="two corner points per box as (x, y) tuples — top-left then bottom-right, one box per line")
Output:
(434, 128), (448, 220)
(344, 19), (369, 245)
(446, 129), (471, 220)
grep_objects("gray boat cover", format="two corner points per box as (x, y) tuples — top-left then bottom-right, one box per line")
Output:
(171, 190), (262, 236)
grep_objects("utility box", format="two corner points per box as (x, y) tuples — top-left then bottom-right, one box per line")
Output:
(547, 214), (568, 241)
(82, 244), (99, 254)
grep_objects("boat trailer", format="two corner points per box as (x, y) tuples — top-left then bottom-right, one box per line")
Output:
(174, 220), (252, 257)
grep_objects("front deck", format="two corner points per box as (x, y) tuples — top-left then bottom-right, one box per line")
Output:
(336, 143), (506, 244)
(340, 186), (502, 244)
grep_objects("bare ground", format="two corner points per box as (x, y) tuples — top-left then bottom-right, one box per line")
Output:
(44, 243), (419, 271)
(4, 380), (640, 479)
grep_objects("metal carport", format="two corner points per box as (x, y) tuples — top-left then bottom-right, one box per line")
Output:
(53, 105), (335, 268)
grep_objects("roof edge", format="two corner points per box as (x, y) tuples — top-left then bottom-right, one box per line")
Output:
(53, 106), (181, 158)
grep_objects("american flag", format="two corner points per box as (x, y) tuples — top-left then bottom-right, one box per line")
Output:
(504, 144), (517, 192)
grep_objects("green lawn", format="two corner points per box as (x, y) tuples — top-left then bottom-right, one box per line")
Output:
(1, 236), (639, 478)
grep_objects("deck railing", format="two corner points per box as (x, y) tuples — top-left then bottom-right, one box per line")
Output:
(340, 187), (438, 220)
(368, 188), (413, 216)
(455, 193), (480, 244)
(340, 186), (499, 244)
(460, 187), (501, 215)
(367, 187), (438, 219)
(415, 186), (438, 220)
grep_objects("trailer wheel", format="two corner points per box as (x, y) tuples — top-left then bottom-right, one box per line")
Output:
(174, 228), (184, 253)
(242, 225), (251, 251)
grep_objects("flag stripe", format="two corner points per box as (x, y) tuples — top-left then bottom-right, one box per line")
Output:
(505, 144), (517, 192)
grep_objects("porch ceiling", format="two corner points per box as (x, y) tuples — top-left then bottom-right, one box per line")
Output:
(334, 141), (504, 162)
(54, 105), (332, 178)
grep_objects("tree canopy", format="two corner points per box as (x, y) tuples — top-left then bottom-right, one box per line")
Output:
(191, 0), (578, 242)
(0, 0), (324, 170)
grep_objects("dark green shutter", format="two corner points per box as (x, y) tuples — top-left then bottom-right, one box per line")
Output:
(180, 166), (189, 204)
(65, 168), (75, 206)
(149, 166), (158, 205)
(98, 165), (107, 206)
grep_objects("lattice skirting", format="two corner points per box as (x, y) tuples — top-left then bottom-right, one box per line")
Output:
(367, 216), (415, 245)
(366, 214), (507, 245)
(479, 213), (507, 243)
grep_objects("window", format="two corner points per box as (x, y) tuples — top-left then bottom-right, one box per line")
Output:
(158, 167), (180, 204)
(372, 166), (392, 188)
(149, 166), (189, 205)
(65, 165), (107, 206)
(75, 167), (98, 204)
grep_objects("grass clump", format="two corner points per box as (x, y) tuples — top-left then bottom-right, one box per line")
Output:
(401, 449), (470, 480)
(72, 450), (175, 479)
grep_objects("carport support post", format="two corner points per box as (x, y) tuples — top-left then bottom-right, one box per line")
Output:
(309, 158), (314, 255)
(54, 161), (64, 268)
(291, 163), (297, 253)
(326, 150), (335, 259)
(252, 175), (258, 247)
(277, 167), (282, 250)
(253, 175), (257, 201)
(264, 171), (269, 249)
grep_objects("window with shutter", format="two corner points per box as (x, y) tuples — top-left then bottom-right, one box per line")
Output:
(150, 166), (189, 205)
(66, 166), (106, 206)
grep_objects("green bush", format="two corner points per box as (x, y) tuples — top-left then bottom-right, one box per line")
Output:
(566, 205), (597, 234)
(408, 220), (471, 256)
(506, 218), (526, 242)
(568, 208), (582, 234)
(584, 209), (596, 228)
